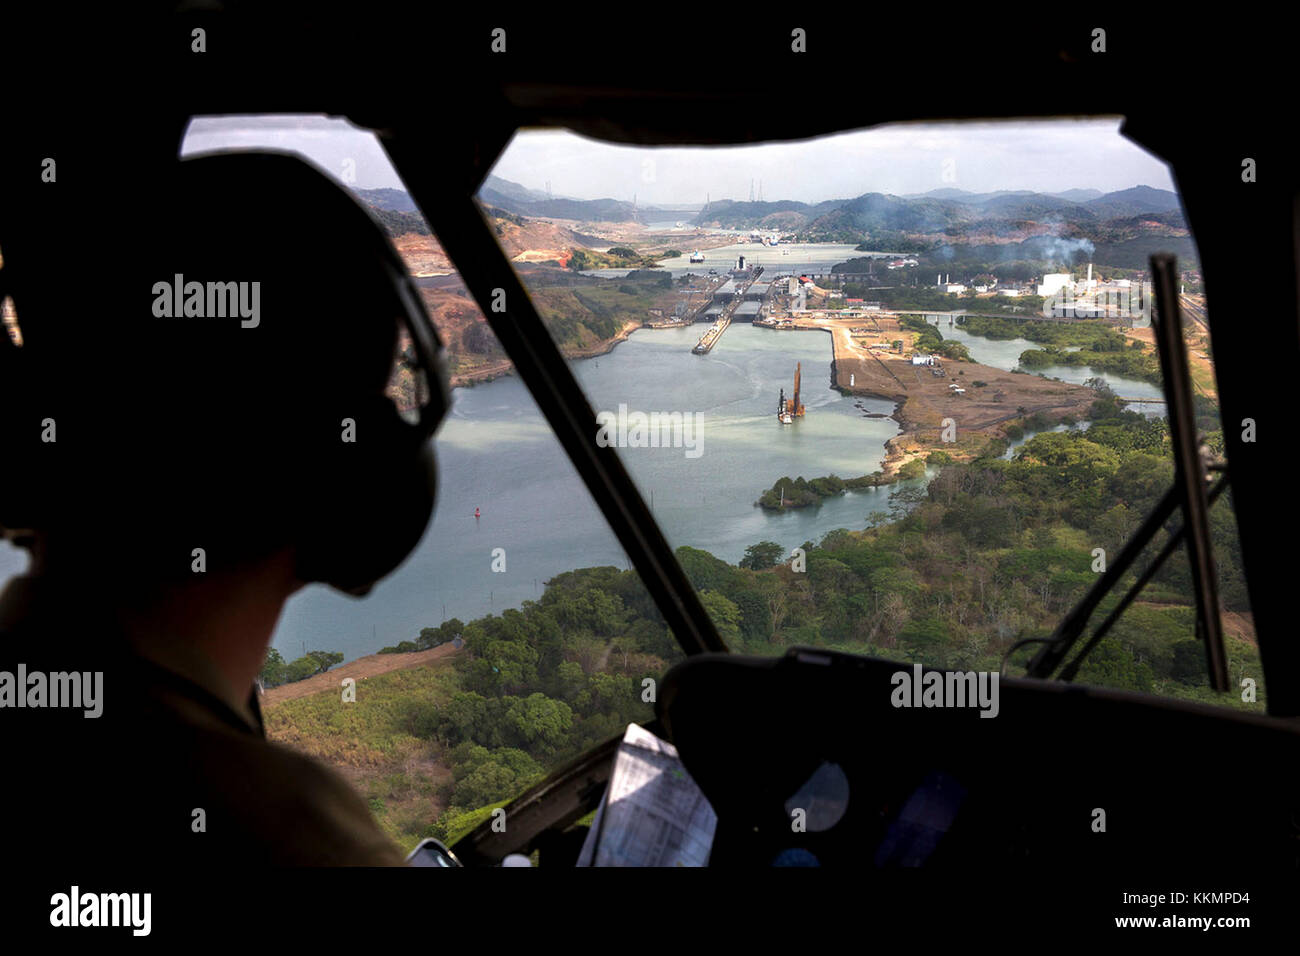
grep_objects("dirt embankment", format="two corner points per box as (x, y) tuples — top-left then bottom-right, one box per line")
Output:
(390, 219), (601, 276)
(780, 314), (1096, 473)
(391, 233), (454, 276)
(1123, 309), (1216, 400)
(529, 218), (739, 255)
(261, 644), (459, 708)
(390, 217), (607, 276)
(437, 316), (645, 389)
(399, 225), (678, 388)
(493, 219), (607, 263)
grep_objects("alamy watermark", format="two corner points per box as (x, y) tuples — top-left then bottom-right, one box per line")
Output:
(596, 404), (703, 459)
(1042, 283), (1152, 322)
(890, 663), (999, 718)
(152, 274), (260, 328)
(50, 886), (150, 936)
(0, 664), (103, 717)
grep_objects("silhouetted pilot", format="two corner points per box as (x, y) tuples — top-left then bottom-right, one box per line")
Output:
(0, 152), (448, 867)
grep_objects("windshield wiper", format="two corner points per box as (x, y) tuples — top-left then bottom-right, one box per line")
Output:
(1058, 473), (1228, 682)
(1022, 483), (1179, 679)
(1024, 255), (1230, 690)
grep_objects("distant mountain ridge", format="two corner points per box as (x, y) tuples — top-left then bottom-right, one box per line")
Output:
(356, 179), (1191, 269)
(482, 175), (551, 204)
(695, 185), (1181, 231)
(478, 175), (704, 224)
(900, 187), (1106, 203)
(463, 178), (1185, 240)
(1081, 185), (1182, 218)
(355, 187), (421, 214)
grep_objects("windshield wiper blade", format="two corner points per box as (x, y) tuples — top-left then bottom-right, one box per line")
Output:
(1060, 474), (1228, 682)
(1148, 254), (1229, 690)
(1027, 255), (1229, 690)
(1025, 484), (1181, 679)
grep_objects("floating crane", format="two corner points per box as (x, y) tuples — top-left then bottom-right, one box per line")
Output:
(777, 362), (805, 424)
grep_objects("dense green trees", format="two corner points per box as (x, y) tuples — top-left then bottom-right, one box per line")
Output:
(757, 476), (822, 510)
(411, 567), (675, 822)
(897, 460), (927, 481)
(258, 648), (344, 688)
(757, 473), (903, 511)
(935, 341), (972, 361)
(719, 394), (1252, 698)
(445, 743), (544, 811)
(1018, 344), (1160, 384)
(740, 541), (785, 570)
(461, 322), (497, 355)
(961, 315), (1126, 347)
(259, 649), (286, 687)
(957, 316), (1161, 383)
(698, 591), (743, 646)
(379, 618), (464, 655)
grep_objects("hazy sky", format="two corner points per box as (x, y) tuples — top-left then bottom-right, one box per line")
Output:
(184, 115), (1176, 204)
(495, 120), (1176, 204)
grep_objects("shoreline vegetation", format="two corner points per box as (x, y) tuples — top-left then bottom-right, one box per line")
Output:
(756, 456), (939, 511)
(779, 320), (1096, 481)
(958, 314), (1162, 386)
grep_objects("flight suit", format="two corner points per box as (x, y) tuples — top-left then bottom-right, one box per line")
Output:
(0, 574), (408, 868)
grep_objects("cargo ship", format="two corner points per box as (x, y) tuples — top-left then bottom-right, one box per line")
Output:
(692, 315), (730, 354)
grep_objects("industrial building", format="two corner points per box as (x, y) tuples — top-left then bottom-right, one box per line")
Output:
(1046, 282), (1151, 320)
(1037, 265), (1150, 320)
(935, 273), (966, 294)
(1046, 300), (1107, 318)
(1037, 273), (1073, 297)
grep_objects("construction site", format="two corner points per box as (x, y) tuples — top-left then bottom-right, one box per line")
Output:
(752, 273), (1100, 472)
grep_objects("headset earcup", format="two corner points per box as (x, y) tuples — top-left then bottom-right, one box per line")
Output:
(293, 399), (438, 595)
(333, 439), (437, 596)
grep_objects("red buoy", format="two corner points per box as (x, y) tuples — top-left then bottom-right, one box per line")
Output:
(474, 507), (480, 518)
